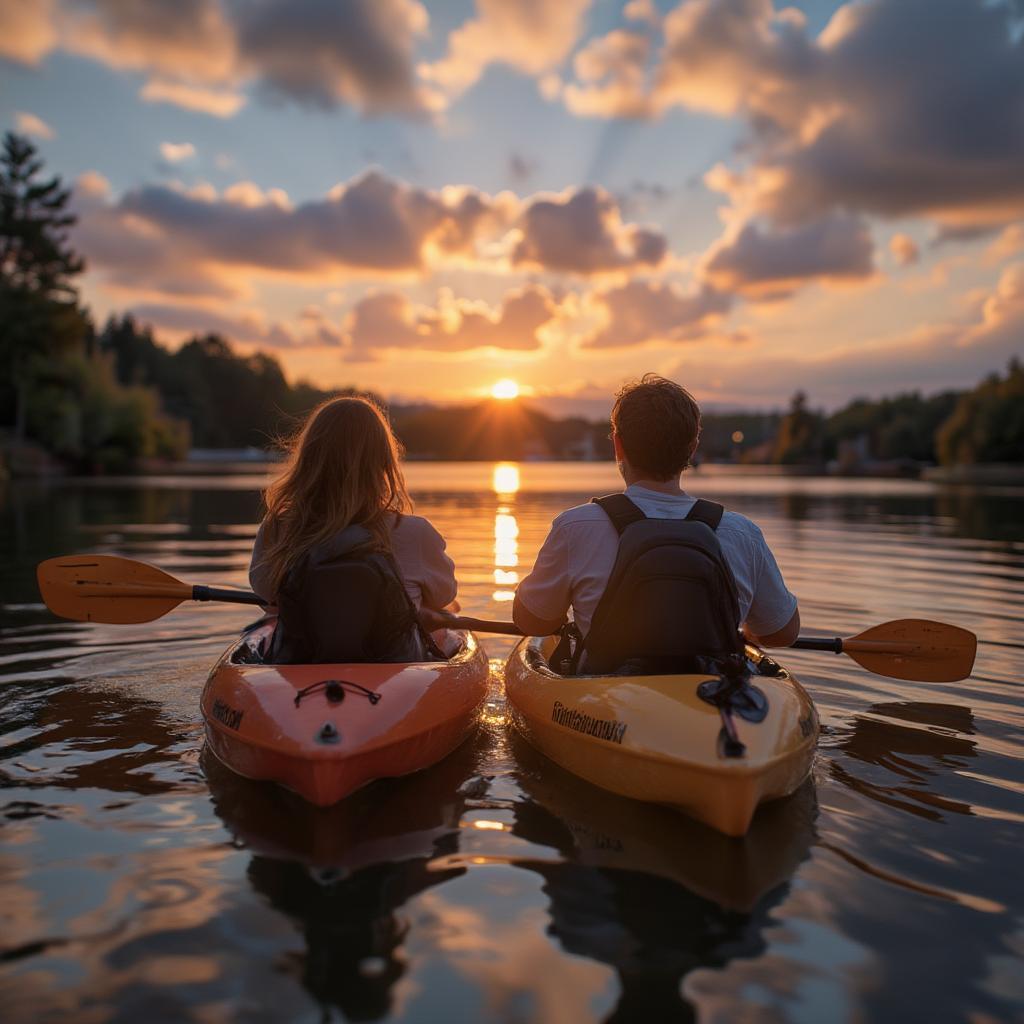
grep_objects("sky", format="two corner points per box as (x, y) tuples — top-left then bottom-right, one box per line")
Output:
(2, 0), (1023, 414)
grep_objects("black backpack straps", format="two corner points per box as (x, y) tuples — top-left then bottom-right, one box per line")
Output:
(591, 493), (647, 535)
(685, 498), (725, 531)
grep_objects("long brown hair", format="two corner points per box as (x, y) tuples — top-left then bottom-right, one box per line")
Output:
(257, 395), (412, 595)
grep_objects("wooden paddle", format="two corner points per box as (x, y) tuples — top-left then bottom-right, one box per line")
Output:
(37, 555), (977, 681)
(37, 554), (265, 624)
(790, 620), (977, 683)
(449, 616), (977, 681)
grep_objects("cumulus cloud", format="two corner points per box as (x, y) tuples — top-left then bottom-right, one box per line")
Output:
(889, 233), (919, 267)
(158, 141), (196, 164)
(344, 285), (560, 355)
(561, 30), (654, 118)
(140, 80), (245, 118)
(421, 0), (592, 99)
(562, 0), (1024, 232)
(8, 0), (436, 117)
(970, 261), (1024, 347)
(702, 214), (875, 299)
(60, 0), (237, 82)
(75, 172), (506, 297)
(513, 186), (667, 273)
(581, 279), (732, 348)
(235, 0), (435, 114)
(986, 223), (1024, 263)
(14, 112), (56, 140)
(0, 1), (58, 65)
(73, 171), (663, 299)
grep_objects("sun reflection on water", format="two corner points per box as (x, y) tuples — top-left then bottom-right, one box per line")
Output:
(492, 462), (521, 602)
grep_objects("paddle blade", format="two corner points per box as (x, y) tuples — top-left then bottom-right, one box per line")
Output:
(845, 619), (977, 682)
(37, 555), (192, 624)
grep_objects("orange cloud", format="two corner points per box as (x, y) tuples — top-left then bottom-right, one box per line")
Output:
(581, 279), (732, 348)
(513, 186), (667, 274)
(889, 234), (920, 267)
(701, 214), (875, 299)
(14, 112), (56, 140)
(561, 30), (655, 119)
(140, 80), (245, 118)
(12, 0), (436, 117)
(0, 0), (58, 65)
(560, 0), (1024, 234)
(74, 172), (669, 299)
(421, 0), (592, 100)
(344, 285), (561, 356)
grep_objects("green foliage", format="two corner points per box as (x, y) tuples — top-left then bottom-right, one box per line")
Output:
(97, 318), (344, 448)
(0, 136), (190, 471)
(936, 360), (1024, 465)
(27, 351), (189, 472)
(0, 133), (88, 435)
(824, 391), (960, 463)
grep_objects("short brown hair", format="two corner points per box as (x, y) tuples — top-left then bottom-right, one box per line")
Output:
(611, 374), (701, 480)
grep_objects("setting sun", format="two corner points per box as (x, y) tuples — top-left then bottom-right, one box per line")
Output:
(491, 378), (520, 400)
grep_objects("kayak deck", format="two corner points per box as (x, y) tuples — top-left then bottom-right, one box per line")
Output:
(202, 619), (490, 806)
(504, 635), (819, 837)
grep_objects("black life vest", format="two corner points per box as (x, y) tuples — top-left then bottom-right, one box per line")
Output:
(267, 524), (432, 664)
(577, 494), (744, 675)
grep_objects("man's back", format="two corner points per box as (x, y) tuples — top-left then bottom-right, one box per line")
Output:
(515, 484), (797, 641)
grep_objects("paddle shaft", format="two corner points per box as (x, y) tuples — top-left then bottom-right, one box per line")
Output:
(451, 622), (928, 660)
(447, 616), (524, 636)
(793, 636), (919, 655)
(69, 580), (265, 606)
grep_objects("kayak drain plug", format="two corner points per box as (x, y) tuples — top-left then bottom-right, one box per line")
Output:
(317, 722), (340, 744)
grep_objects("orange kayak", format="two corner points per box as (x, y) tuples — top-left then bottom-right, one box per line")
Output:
(202, 618), (490, 806)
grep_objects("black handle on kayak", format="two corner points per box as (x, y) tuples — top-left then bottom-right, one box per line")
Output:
(792, 636), (844, 653)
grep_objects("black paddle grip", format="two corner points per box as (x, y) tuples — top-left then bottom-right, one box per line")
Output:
(192, 585), (267, 606)
(792, 636), (843, 653)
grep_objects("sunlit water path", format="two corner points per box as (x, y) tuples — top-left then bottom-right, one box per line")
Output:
(1, 464), (1022, 1022)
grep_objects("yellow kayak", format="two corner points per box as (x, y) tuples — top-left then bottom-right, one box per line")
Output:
(504, 636), (819, 837)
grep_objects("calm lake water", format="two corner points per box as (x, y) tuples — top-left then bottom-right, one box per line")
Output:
(1, 463), (1022, 1023)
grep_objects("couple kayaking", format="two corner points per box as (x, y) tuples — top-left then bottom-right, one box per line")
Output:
(249, 373), (800, 671)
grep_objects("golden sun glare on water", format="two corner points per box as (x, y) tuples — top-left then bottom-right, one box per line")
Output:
(491, 378), (520, 400)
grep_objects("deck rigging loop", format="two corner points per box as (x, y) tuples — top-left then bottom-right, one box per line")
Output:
(294, 678), (382, 707)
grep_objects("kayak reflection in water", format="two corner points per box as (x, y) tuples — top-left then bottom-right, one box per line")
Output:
(202, 738), (477, 1020)
(248, 395), (460, 664)
(203, 726), (817, 1023)
(507, 735), (818, 1022)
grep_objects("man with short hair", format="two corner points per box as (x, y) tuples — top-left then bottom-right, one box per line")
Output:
(513, 374), (799, 661)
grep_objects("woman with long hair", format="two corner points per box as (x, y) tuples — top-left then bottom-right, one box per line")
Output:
(249, 395), (457, 663)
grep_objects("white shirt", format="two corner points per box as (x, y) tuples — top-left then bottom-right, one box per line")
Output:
(515, 485), (797, 638)
(249, 513), (458, 611)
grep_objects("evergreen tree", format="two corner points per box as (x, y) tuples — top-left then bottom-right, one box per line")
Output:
(0, 132), (87, 436)
(772, 391), (824, 465)
(937, 359), (1024, 465)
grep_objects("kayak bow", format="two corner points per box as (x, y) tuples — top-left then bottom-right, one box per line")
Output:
(504, 636), (818, 837)
(203, 618), (490, 806)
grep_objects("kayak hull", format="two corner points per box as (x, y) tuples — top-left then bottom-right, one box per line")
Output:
(504, 636), (818, 837)
(202, 620), (490, 806)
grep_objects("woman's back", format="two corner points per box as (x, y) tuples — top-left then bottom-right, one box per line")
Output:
(248, 395), (458, 664)
(250, 513), (456, 611)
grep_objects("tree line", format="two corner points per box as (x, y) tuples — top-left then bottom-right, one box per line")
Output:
(1, 131), (1020, 474)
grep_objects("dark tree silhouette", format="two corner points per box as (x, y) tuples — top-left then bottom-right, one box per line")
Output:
(0, 132), (87, 437)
